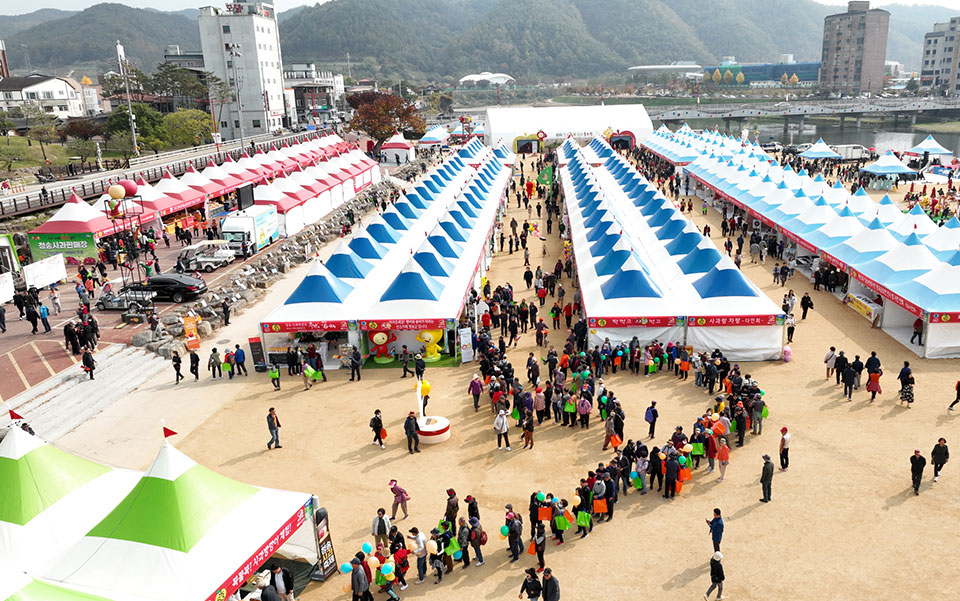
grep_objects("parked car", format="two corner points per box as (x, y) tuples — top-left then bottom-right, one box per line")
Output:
(177, 240), (235, 273)
(760, 141), (783, 152)
(132, 274), (208, 304)
(95, 286), (156, 312)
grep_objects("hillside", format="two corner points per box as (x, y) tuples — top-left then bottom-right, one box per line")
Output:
(0, 8), (75, 39)
(2, 4), (199, 74)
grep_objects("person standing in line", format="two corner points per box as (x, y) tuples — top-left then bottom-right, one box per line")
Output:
(444, 488), (459, 524)
(266, 407), (282, 450)
(171, 351), (183, 384)
(704, 551), (725, 600)
(779, 427), (791, 471)
(469, 516), (485, 566)
(468, 374), (484, 412)
(911, 449), (926, 495)
(456, 517), (472, 568)
(370, 409), (385, 449)
(541, 568), (559, 601)
(716, 438), (730, 483)
(645, 401), (658, 440)
(350, 346), (362, 381)
(81, 347), (96, 380)
(208, 348), (222, 379)
(400, 345), (414, 378)
(931, 438), (949, 482)
(371, 508), (391, 548)
(759, 454), (774, 503)
(495, 409), (511, 451)
(233, 344), (247, 376)
(533, 522), (546, 572)
(189, 349), (200, 381)
(221, 300), (230, 326)
(663, 454), (680, 499)
(824, 346), (837, 380)
(706, 508), (723, 552)
(841, 362), (856, 401)
(408, 527), (427, 584)
(350, 557), (373, 601)
(403, 412), (420, 455)
(389, 479), (410, 520)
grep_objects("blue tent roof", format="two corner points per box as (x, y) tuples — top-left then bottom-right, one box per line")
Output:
(407, 192), (429, 208)
(601, 267), (661, 299)
(448, 210), (474, 229)
(366, 222), (400, 244)
(439, 220), (467, 242)
(594, 249), (633, 276)
(693, 266), (758, 298)
(456, 201), (478, 219)
(381, 263), (444, 301)
(590, 234), (620, 257)
(677, 246), (723, 274)
(382, 211), (411, 231)
(285, 263), (354, 304)
(586, 222), (616, 242)
(656, 219), (688, 240)
(583, 208), (609, 229)
(648, 207), (679, 227)
(428, 234), (462, 258)
(664, 232), (703, 256)
(413, 250), (455, 277)
(326, 250), (373, 279)
(349, 235), (388, 259)
(394, 201), (420, 219)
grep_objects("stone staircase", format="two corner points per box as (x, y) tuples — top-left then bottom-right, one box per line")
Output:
(2, 344), (168, 441)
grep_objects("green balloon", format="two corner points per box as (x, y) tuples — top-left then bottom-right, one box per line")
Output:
(536, 492), (546, 502)
(760, 390), (765, 396)
(500, 525), (509, 536)
(678, 455), (687, 465)
(582, 370), (590, 378)
(654, 357), (660, 363)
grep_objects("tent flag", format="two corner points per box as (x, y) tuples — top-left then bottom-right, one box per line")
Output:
(536, 166), (554, 187)
(163, 427), (177, 438)
(9, 409), (23, 420)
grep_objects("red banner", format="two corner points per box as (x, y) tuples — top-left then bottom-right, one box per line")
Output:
(261, 320), (349, 333)
(849, 269), (923, 317)
(820, 251), (847, 271)
(687, 315), (780, 327)
(929, 312), (960, 324)
(587, 316), (683, 328)
(359, 318), (449, 331)
(779, 228), (817, 252)
(206, 498), (311, 601)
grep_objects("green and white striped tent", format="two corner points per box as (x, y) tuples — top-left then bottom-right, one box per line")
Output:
(0, 427), (140, 571)
(0, 561), (114, 601)
(43, 441), (313, 601)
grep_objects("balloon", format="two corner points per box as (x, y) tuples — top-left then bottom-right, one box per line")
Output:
(340, 562), (353, 574)
(572, 495), (581, 506)
(341, 582), (353, 593)
(683, 444), (693, 453)
(601, 355), (606, 361)
(711, 413), (720, 422)
(385, 571), (396, 581)
(579, 352), (586, 357)
(654, 357), (660, 363)
(582, 370), (590, 378)
(381, 563), (394, 575)
(617, 350), (623, 356)
(629, 471), (638, 479)
(421, 380), (432, 395)
(367, 556), (380, 569)
(362, 542), (373, 554)
(499, 531), (507, 540)
(659, 452), (666, 460)
(118, 179), (138, 197)
(760, 390), (765, 396)
(426, 540), (438, 554)
(537, 491), (546, 502)
(500, 525), (510, 536)
(552, 497), (560, 504)
(453, 550), (463, 560)
(107, 184), (126, 200)
(678, 455), (687, 465)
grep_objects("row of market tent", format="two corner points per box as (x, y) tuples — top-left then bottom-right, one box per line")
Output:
(560, 136), (785, 361)
(642, 125), (960, 358)
(30, 133), (379, 246)
(0, 424), (323, 601)
(259, 137), (515, 356)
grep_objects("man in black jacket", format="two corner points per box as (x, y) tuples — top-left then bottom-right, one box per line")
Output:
(269, 563), (294, 601)
(759, 454), (774, 502)
(705, 552), (725, 600)
(404, 412), (420, 454)
(415, 354), (426, 380)
(349, 346), (362, 381)
(541, 568), (560, 601)
(800, 293), (814, 319)
(911, 449), (926, 495)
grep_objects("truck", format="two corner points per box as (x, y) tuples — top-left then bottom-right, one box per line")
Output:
(831, 144), (874, 162)
(220, 205), (280, 257)
(177, 240), (236, 272)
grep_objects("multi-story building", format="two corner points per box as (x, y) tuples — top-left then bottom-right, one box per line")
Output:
(0, 74), (85, 119)
(283, 63), (345, 126)
(920, 17), (960, 96)
(198, 2), (286, 141)
(819, 1), (890, 95)
(163, 45), (206, 73)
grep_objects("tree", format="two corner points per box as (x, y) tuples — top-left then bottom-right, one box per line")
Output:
(59, 118), (104, 140)
(735, 72), (745, 85)
(0, 145), (17, 171)
(151, 63), (207, 110)
(206, 73), (235, 128)
(702, 72), (711, 84)
(0, 112), (13, 146)
(722, 70), (734, 84)
(905, 78), (919, 92)
(712, 69), (722, 85)
(349, 93), (425, 153)
(21, 104), (58, 160)
(789, 73), (799, 85)
(164, 109), (213, 147)
(108, 136), (136, 162)
(106, 103), (166, 141)
(437, 93), (454, 114)
(347, 90), (383, 109)
(66, 138), (96, 163)
(781, 73), (789, 86)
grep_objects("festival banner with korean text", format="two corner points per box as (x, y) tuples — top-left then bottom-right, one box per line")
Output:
(588, 316), (684, 328)
(687, 315), (781, 327)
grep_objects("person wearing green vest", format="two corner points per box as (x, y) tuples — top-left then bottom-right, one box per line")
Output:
(269, 364), (281, 390)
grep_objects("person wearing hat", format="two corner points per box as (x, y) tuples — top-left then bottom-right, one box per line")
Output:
(350, 556), (373, 600)
(465, 495), (480, 521)
(468, 374), (484, 412)
(403, 412), (420, 455)
(445, 489), (459, 524)
(370, 409), (385, 449)
(389, 480), (410, 520)
(716, 437), (730, 482)
(494, 409), (512, 451)
(519, 567), (542, 599)
(507, 511), (523, 562)
(733, 403), (747, 448)
(541, 567), (560, 601)
(406, 527), (427, 584)
(456, 517), (472, 568)
(705, 551), (725, 600)
(468, 516), (485, 566)
(414, 353), (426, 380)
(911, 449), (926, 495)
(760, 453), (774, 502)
(779, 427), (791, 471)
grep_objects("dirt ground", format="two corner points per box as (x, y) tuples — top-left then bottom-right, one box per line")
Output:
(59, 155), (960, 601)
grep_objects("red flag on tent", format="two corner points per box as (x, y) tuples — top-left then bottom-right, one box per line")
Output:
(163, 427), (178, 438)
(9, 409), (23, 420)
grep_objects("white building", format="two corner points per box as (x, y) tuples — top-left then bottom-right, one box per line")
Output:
(920, 16), (960, 96)
(283, 63), (345, 126)
(0, 74), (84, 119)
(199, 2), (286, 141)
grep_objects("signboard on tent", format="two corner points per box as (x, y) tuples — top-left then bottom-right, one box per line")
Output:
(23, 253), (68, 289)
(459, 327), (474, 363)
(28, 232), (98, 265)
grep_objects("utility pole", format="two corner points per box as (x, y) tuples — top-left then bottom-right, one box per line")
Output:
(117, 41), (140, 157)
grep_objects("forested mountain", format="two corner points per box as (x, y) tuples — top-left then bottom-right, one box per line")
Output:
(0, 1), (954, 80)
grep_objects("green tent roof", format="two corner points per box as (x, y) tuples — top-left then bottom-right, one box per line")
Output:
(6, 580), (114, 601)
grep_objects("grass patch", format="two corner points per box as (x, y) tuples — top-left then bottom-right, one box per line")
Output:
(913, 121), (960, 133)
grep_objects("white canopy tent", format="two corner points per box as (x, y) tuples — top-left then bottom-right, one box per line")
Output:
(486, 105), (653, 153)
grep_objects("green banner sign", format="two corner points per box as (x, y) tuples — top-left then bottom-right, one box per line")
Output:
(28, 232), (98, 265)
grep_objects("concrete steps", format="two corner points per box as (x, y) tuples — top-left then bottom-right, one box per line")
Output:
(3, 344), (168, 441)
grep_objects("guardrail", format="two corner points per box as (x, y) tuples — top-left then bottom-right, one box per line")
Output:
(647, 97), (960, 119)
(127, 132), (279, 167)
(0, 129), (332, 219)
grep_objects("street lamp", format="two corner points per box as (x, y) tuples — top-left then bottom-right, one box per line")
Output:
(227, 43), (246, 148)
